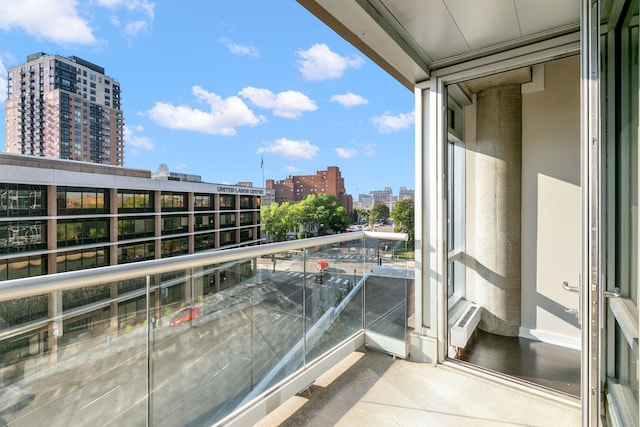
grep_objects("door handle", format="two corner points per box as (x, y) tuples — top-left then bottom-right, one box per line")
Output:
(562, 281), (579, 293)
(604, 287), (621, 298)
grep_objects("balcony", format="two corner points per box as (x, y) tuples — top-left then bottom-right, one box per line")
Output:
(0, 231), (420, 426)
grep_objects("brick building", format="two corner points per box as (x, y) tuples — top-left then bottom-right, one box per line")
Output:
(265, 166), (352, 213)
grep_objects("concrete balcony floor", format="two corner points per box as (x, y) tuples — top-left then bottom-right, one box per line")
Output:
(257, 349), (580, 427)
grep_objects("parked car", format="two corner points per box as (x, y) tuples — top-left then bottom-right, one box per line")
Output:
(170, 307), (200, 326)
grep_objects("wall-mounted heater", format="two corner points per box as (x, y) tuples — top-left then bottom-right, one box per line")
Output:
(450, 303), (481, 350)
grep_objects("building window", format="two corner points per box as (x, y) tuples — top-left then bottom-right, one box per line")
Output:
(161, 237), (188, 258)
(195, 214), (215, 231)
(57, 187), (108, 215)
(0, 255), (47, 281)
(0, 221), (46, 254)
(194, 194), (213, 209)
(240, 228), (253, 242)
(239, 212), (253, 226)
(447, 137), (465, 299)
(219, 213), (236, 228)
(161, 215), (188, 235)
(239, 196), (253, 209)
(118, 241), (155, 264)
(195, 233), (215, 251)
(160, 192), (186, 211)
(117, 190), (153, 213)
(219, 195), (236, 210)
(57, 218), (108, 247)
(0, 184), (46, 217)
(220, 231), (235, 246)
(57, 247), (108, 273)
(118, 217), (155, 240)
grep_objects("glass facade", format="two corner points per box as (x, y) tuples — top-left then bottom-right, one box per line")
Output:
(57, 187), (108, 215)
(0, 184), (46, 217)
(118, 190), (153, 213)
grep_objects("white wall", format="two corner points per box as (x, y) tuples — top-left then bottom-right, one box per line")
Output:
(520, 56), (581, 348)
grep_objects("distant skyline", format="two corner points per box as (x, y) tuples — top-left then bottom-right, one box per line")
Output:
(0, 0), (415, 195)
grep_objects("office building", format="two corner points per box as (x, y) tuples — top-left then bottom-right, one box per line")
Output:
(265, 166), (353, 212)
(4, 52), (124, 165)
(398, 186), (414, 201)
(0, 153), (263, 355)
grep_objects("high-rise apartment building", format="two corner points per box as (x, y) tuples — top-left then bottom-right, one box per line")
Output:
(265, 166), (353, 212)
(5, 52), (123, 165)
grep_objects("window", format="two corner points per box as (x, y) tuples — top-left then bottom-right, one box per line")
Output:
(0, 184), (46, 217)
(161, 192), (186, 210)
(57, 218), (108, 247)
(118, 241), (155, 264)
(118, 190), (153, 213)
(56, 248), (108, 273)
(220, 213), (236, 228)
(161, 215), (188, 235)
(194, 194), (213, 209)
(195, 233), (215, 251)
(57, 187), (108, 215)
(195, 214), (215, 230)
(0, 222), (45, 254)
(219, 195), (236, 210)
(161, 237), (188, 257)
(118, 217), (155, 240)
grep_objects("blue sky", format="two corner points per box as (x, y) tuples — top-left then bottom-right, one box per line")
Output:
(0, 0), (415, 197)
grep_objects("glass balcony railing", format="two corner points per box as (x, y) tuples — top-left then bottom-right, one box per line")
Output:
(0, 231), (410, 426)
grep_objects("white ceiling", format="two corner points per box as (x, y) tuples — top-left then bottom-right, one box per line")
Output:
(298, 0), (580, 89)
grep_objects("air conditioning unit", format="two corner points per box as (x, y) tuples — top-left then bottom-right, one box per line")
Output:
(450, 303), (481, 349)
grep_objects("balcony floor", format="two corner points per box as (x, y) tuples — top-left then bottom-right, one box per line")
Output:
(256, 348), (580, 427)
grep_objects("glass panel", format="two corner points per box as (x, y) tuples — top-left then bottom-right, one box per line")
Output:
(605, 0), (640, 423)
(0, 235), (408, 425)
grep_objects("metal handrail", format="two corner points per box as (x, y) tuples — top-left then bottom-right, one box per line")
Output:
(0, 230), (408, 302)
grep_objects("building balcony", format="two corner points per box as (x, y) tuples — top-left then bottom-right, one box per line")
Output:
(0, 230), (581, 426)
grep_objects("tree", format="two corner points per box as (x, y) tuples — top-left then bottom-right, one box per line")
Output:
(260, 202), (296, 242)
(290, 194), (351, 237)
(369, 202), (390, 224)
(391, 198), (415, 243)
(351, 207), (368, 224)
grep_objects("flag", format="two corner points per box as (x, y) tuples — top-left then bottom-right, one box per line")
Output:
(261, 155), (263, 169)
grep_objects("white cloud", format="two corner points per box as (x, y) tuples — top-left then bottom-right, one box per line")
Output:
(330, 92), (368, 107)
(362, 143), (377, 156)
(335, 147), (358, 159)
(257, 138), (319, 160)
(147, 86), (265, 135)
(124, 124), (155, 157)
(220, 37), (260, 58)
(239, 87), (317, 119)
(173, 163), (188, 170)
(285, 165), (300, 173)
(372, 111), (415, 134)
(97, 0), (155, 37)
(297, 44), (364, 81)
(96, 0), (155, 18)
(0, 0), (97, 45)
(124, 20), (149, 37)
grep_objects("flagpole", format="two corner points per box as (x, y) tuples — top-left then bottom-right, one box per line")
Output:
(261, 155), (264, 188)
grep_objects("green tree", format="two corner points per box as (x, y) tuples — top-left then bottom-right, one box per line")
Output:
(351, 207), (368, 224)
(291, 194), (351, 236)
(369, 202), (390, 224)
(260, 202), (296, 242)
(391, 198), (415, 243)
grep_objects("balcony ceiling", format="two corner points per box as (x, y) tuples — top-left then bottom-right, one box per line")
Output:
(297, 0), (581, 89)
